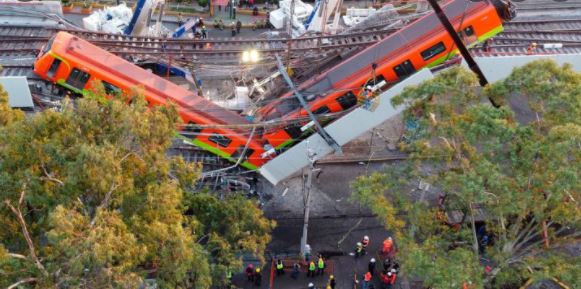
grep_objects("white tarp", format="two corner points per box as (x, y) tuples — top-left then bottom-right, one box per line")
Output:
(83, 3), (132, 34)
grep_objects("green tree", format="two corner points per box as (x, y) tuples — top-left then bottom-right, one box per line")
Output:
(351, 61), (580, 289)
(0, 85), (274, 288)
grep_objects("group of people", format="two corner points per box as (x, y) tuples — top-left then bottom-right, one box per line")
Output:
(354, 236), (399, 289)
(245, 263), (263, 287)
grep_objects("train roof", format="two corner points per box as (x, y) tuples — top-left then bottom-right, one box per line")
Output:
(300, 0), (491, 96)
(52, 32), (250, 125)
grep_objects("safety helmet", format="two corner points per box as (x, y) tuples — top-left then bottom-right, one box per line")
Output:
(256, 268), (261, 273)
(357, 242), (362, 246)
(388, 237), (392, 240)
(370, 258), (376, 262)
(391, 269), (396, 273)
(330, 275), (334, 279)
(309, 283), (314, 287)
(387, 272), (392, 276)
(365, 86), (372, 91)
(364, 236), (369, 241)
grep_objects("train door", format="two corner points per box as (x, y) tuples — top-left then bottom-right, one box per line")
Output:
(393, 60), (416, 80)
(66, 68), (91, 91)
(47, 58), (61, 79)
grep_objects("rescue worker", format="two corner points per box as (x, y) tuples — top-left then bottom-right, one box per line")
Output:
(254, 267), (262, 286)
(329, 275), (336, 289)
(201, 26), (207, 39)
(368, 258), (376, 276)
(363, 271), (372, 289)
(246, 263), (255, 282)
(276, 259), (284, 275)
(385, 271), (396, 289)
(362, 88), (372, 110)
(308, 260), (316, 277)
(382, 237), (394, 255)
(291, 262), (300, 279)
(236, 19), (242, 34)
(177, 12), (184, 27)
(317, 254), (325, 275)
(527, 42), (537, 55)
(354, 242), (364, 258)
(308, 282), (315, 289)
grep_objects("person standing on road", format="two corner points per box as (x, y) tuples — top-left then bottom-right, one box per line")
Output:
(276, 259), (285, 275)
(246, 263), (255, 282)
(317, 254), (325, 275)
(236, 19), (242, 34)
(362, 235), (370, 254)
(254, 268), (262, 286)
(231, 22), (236, 37)
(368, 258), (376, 276)
(308, 260), (316, 277)
(291, 262), (300, 279)
(363, 271), (372, 289)
(201, 26), (207, 39)
(329, 275), (336, 289)
(354, 242), (364, 258)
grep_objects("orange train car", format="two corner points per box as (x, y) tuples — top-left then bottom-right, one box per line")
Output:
(256, 0), (513, 149)
(34, 32), (269, 170)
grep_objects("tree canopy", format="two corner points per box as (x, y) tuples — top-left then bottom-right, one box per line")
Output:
(351, 60), (580, 289)
(0, 83), (274, 289)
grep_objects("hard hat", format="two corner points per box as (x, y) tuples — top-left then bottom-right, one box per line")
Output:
(388, 237), (392, 240)
(388, 272), (392, 276)
(365, 86), (372, 91)
(364, 235), (369, 240)
(370, 258), (376, 262)
(256, 268), (261, 273)
(391, 269), (396, 273)
(330, 275), (334, 279)
(309, 283), (314, 287)
(357, 242), (362, 246)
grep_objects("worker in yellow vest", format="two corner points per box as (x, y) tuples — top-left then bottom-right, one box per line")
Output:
(317, 255), (325, 275)
(276, 259), (285, 275)
(308, 260), (316, 277)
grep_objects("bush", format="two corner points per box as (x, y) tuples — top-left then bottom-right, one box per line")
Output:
(197, 0), (208, 7)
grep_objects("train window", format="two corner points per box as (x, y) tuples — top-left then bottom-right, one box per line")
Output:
(102, 81), (121, 96)
(66, 68), (91, 90)
(393, 60), (416, 79)
(209, 133), (232, 147)
(312, 105), (330, 115)
(183, 121), (202, 136)
(47, 58), (61, 78)
(42, 36), (56, 55)
(275, 97), (301, 115)
(231, 146), (255, 160)
(421, 42), (446, 61)
(284, 124), (303, 139)
(336, 91), (357, 110)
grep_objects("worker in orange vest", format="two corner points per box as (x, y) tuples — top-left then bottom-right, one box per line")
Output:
(382, 237), (394, 255)
(362, 271), (372, 289)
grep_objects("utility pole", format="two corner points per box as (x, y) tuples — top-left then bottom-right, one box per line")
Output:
(300, 144), (318, 257)
(286, 0), (295, 72)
